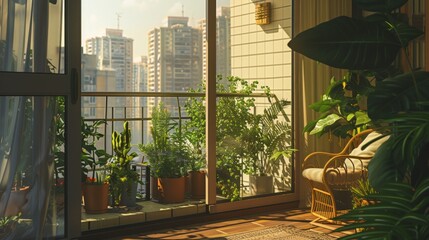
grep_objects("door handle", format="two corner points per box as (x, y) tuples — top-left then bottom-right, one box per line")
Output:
(71, 68), (79, 104)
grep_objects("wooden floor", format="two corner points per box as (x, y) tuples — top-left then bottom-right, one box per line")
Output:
(107, 208), (349, 239)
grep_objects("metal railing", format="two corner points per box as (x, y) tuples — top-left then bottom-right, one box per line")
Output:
(80, 91), (282, 200)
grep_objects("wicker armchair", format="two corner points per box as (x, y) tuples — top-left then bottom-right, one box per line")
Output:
(302, 129), (389, 227)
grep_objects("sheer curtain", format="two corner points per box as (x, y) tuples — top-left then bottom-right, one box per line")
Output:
(0, 0), (64, 239)
(293, 0), (352, 207)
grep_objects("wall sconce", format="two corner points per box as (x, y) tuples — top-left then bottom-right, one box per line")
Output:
(255, 2), (271, 25)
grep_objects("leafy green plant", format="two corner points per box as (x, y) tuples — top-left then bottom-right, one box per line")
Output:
(288, 0), (429, 238)
(304, 74), (373, 138)
(350, 178), (377, 209)
(185, 75), (258, 201)
(107, 121), (139, 206)
(241, 87), (295, 176)
(81, 118), (111, 183)
(0, 213), (20, 237)
(139, 102), (187, 178)
(335, 179), (429, 240)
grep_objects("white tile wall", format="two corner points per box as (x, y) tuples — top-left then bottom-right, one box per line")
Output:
(231, 0), (292, 101)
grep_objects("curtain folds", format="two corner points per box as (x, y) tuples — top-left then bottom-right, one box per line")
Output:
(293, 0), (352, 207)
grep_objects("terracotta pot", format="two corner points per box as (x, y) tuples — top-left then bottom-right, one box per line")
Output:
(5, 186), (30, 217)
(83, 183), (109, 214)
(189, 170), (205, 199)
(150, 176), (160, 201)
(249, 175), (273, 195)
(157, 176), (185, 203)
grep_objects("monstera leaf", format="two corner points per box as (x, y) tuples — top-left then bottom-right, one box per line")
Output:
(288, 16), (401, 70)
(353, 0), (407, 13)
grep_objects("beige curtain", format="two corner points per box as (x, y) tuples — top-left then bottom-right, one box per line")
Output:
(293, 0), (352, 207)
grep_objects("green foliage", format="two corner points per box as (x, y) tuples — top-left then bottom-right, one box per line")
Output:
(54, 98), (110, 183)
(107, 121), (139, 206)
(54, 97), (66, 181)
(0, 213), (20, 237)
(240, 88), (295, 176)
(288, 0), (429, 238)
(81, 118), (111, 182)
(0, 214), (20, 228)
(303, 74), (374, 138)
(350, 178), (377, 209)
(185, 76), (258, 201)
(335, 179), (429, 240)
(184, 90), (206, 172)
(139, 102), (187, 178)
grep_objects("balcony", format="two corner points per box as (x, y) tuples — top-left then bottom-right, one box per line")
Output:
(78, 89), (294, 233)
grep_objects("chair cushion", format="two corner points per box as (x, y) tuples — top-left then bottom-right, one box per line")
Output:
(302, 167), (364, 185)
(302, 131), (389, 184)
(345, 131), (389, 169)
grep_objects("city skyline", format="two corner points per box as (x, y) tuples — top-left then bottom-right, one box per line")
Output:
(82, 0), (230, 61)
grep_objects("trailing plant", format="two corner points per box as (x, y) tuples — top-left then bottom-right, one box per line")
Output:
(288, 0), (429, 238)
(139, 102), (187, 178)
(241, 87), (295, 176)
(107, 121), (139, 206)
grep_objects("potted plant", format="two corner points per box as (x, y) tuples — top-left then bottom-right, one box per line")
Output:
(241, 88), (295, 195)
(81, 118), (111, 214)
(107, 121), (140, 207)
(83, 173), (109, 214)
(185, 147), (206, 200)
(139, 102), (188, 203)
(182, 96), (206, 199)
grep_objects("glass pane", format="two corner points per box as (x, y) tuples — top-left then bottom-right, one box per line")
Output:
(0, 96), (65, 239)
(0, 0), (64, 73)
(215, 0), (293, 202)
(81, 0), (206, 230)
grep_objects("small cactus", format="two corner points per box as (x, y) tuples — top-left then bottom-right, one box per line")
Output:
(108, 121), (139, 206)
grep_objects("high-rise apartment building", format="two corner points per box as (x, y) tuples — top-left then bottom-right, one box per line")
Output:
(147, 16), (202, 112)
(85, 28), (134, 92)
(85, 28), (135, 133)
(133, 56), (149, 143)
(81, 53), (116, 119)
(200, 7), (231, 81)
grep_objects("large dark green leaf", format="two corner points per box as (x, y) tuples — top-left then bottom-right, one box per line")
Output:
(288, 16), (401, 70)
(394, 21), (424, 47)
(353, 0), (407, 13)
(335, 180), (429, 240)
(368, 71), (429, 120)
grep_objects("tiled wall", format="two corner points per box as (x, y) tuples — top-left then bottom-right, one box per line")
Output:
(230, 0), (292, 103)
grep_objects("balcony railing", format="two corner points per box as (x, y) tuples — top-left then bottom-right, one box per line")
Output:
(80, 91), (292, 202)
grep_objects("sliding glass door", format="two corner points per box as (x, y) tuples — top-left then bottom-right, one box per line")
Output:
(0, 0), (81, 239)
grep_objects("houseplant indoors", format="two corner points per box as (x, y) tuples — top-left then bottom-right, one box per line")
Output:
(107, 121), (140, 208)
(240, 87), (295, 195)
(288, 0), (429, 238)
(139, 102), (188, 203)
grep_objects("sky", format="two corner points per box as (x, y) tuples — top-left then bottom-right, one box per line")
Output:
(82, 0), (230, 61)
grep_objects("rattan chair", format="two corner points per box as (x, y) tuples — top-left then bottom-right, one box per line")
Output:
(302, 129), (389, 227)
